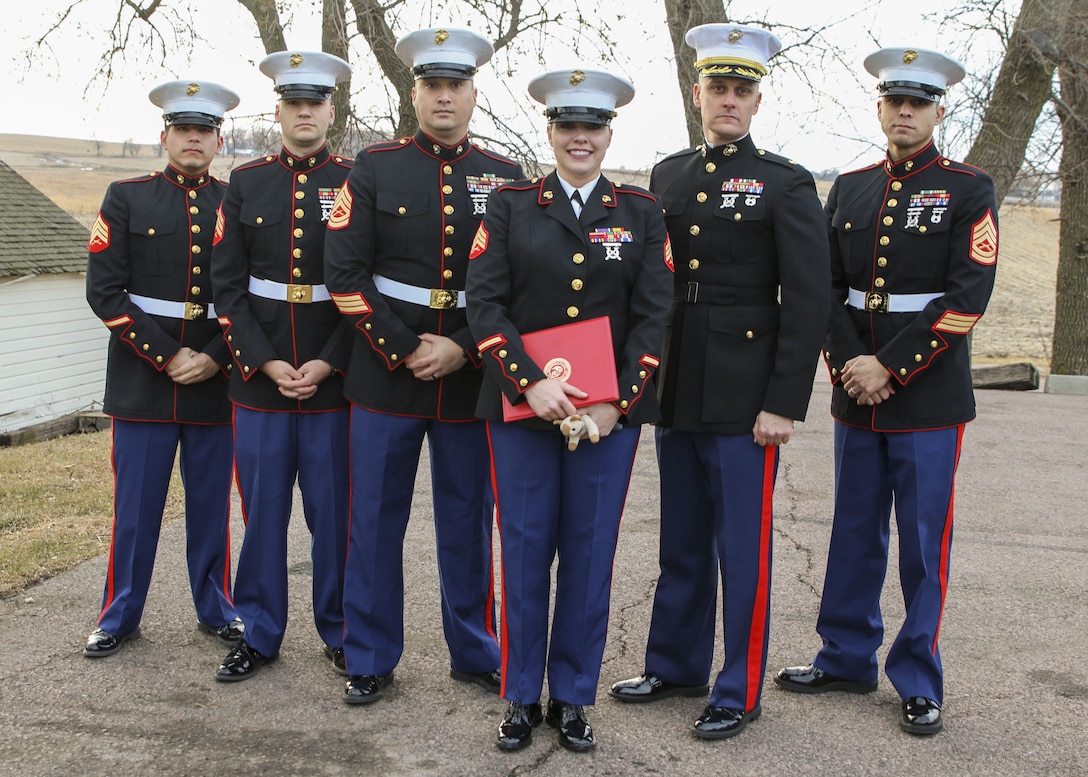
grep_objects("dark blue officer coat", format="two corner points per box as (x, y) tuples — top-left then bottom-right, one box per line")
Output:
(823, 141), (998, 431)
(211, 145), (352, 411)
(652, 134), (830, 433)
(86, 165), (231, 422)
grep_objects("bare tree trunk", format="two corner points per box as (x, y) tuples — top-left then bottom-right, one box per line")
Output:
(663, 0), (728, 148)
(964, 0), (1068, 204)
(1053, 0), (1088, 375)
(350, 0), (416, 138)
(235, 0), (287, 52)
(322, 0), (351, 154)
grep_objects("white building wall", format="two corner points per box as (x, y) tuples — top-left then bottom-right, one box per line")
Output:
(0, 273), (108, 433)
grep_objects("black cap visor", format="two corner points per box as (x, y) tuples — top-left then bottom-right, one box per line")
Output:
(412, 62), (477, 80)
(163, 111), (223, 128)
(275, 84), (335, 100)
(878, 80), (945, 102)
(544, 106), (616, 126)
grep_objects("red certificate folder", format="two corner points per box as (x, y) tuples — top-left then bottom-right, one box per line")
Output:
(501, 316), (619, 421)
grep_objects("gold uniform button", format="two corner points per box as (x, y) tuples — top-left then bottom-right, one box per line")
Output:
(295, 191), (305, 200)
(519, 378), (528, 387)
(293, 248), (302, 259)
(510, 363), (518, 372)
(445, 225), (455, 235)
(147, 228), (156, 236)
(244, 365), (250, 373)
(888, 198), (898, 207)
(443, 269), (453, 280)
(298, 174), (308, 184)
(294, 228), (304, 238)
(915, 354), (923, 362)
(227, 335), (232, 342)
(391, 354), (398, 361)
(443, 165), (453, 175)
(899, 368), (908, 376)
(365, 323), (372, 330)
(689, 225), (701, 236)
(639, 370), (647, 379)
(189, 206), (199, 215)
(444, 205), (455, 215)
(188, 190), (197, 200)
(256, 217), (264, 224)
(156, 355), (163, 363)
(891, 181), (903, 191)
(689, 259), (700, 270)
(733, 213), (742, 221)
(191, 224), (201, 234)
(293, 268), (302, 278)
(831, 368), (838, 376)
(877, 257), (888, 268)
(191, 286), (201, 295)
(931, 340), (939, 348)
(378, 338), (386, 345)
(883, 216), (894, 226)
(498, 349), (508, 358)
(573, 253), (585, 264)
(295, 208), (305, 218)
(745, 330), (754, 339)
(844, 222), (852, 230)
(192, 266), (202, 275)
(142, 343), (150, 351)
(442, 185), (453, 195)
(444, 247), (454, 257)
(192, 245), (201, 254)
(235, 350), (241, 357)
(879, 236), (890, 246)
(571, 279), (583, 291)
(696, 192), (708, 203)
(620, 400), (629, 409)
(227, 364), (232, 370)
(705, 162), (716, 173)
(918, 225), (928, 234)
(631, 385), (639, 394)
(129, 332), (136, 339)
(875, 278), (885, 288)
(567, 306), (579, 318)
(398, 207), (407, 215)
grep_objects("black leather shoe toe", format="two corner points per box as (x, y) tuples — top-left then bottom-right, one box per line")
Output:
(198, 617), (245, 648)
(901, 697), (943, 735)
(451, 667), (501, 694)
(344, 674), (390, 705)
(497, 701), (543, 751)
(83, 627), (140, 658)
(608, 672), (709, 703)
(545, 700), (595, 752)
(215, 641), (268, 682)
(692, 705), (761, 739)
(323, 644), (347, 676)
(773, 663), (878, 694)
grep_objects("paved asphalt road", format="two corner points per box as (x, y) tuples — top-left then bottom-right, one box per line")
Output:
(2, 378), (1086, 776)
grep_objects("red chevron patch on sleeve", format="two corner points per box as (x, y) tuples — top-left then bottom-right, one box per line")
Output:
(469, 223), (489, 259)
(328, 186), (352, 230)
(663, 234), (674, 272)
(213, 205), (225, 245)
(88, 213), (110, 253)
(969, 209), (997, 265)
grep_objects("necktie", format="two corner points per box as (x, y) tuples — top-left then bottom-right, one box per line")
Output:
(571, 189), (583, 218)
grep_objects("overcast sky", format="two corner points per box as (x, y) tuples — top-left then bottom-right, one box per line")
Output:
(7, 0), (1013, 171)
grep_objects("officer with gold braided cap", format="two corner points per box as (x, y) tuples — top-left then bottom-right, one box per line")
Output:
(775, 47), (997, 738)
(609, 23), (830, 740)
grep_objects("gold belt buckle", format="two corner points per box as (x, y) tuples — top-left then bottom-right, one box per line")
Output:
(865, 291), (889, 313)
(184, 301), (205, 320)
(287, 284), (313, 303)
(429, 288), (457, 309)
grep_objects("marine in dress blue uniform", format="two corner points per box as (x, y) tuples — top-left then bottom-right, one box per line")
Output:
(609, 25), (831, 740)
(468, 69), (673, 752)
(775, 48), (997, 737)
(210, 52), (354, 681)
(84, 80), (243, 657)
(324, 27), (523, 705)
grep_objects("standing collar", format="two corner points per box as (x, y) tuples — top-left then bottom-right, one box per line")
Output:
(414, 130), (472, 161)
(884, 141), (941, 178)
(279, 143), (331, 171)
(162, 165), (211, 188)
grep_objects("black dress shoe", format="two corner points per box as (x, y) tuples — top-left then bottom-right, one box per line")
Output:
(197, 617), (245, 648)
(450, 667), (501, 694)
(545, 700), (595, 752)
(344, 674), (391, 705)
(609, 672), (709, 703)
(692, 705), (761, 739)
(323, 644), (347, 676)
(773, 664), (878, 694)
(497, 701), (543, 751)
(901, 697), (943, 735)
(83, 626), (140, 658)
(215, 641), (268, 682)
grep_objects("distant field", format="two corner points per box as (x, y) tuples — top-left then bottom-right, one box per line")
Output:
(0, 132), (1059, 368)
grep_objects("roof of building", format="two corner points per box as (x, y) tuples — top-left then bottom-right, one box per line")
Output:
(0, 157), (88, 278)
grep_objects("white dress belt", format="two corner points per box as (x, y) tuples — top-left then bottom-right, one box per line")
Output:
(373, 274), (466, 310)
(248, 276), (330, 303)
(129, 293), (216, 320)
(847, 287), (943, 313)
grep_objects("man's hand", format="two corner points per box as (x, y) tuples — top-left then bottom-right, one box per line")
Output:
(404, 333), (468, 382)
(166, 347), (219, 385)
(525, 379), (588, 422)
(841, 355), (896, 405)
(261, 359), (331, 400)
(753, 411), (794, 447)
(581, 402), (623, 439)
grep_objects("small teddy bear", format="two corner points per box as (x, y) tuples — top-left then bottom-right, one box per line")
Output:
(554, 413), (600, 451)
